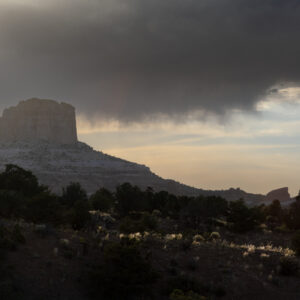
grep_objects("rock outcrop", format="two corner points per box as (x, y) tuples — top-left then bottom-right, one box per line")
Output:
(0, 98), (266, 202)
(265, 187), (291, 203)
(0, 98), (77, 144)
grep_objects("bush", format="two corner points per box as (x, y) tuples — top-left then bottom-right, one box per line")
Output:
(25, 192), (62, 225)
(279, 256), (299, 276)
(61, 182), (88, 208)
(89, 241), (157, 299)
(285, 197), (300, 229)
(0, 225), (15, 251)
(11, 225), (25, 244)
(119, 213), (157, 234)
(163, 276), (208, 297)
(0, 164), (42, 197)
(115, 183), (145, 215)
(227, 199), (262, 232)
(0, 224), (25, 251)
(292, 231), (300, 256)
(265, 200), (283, 222)
(210, 232), (221, 240)
(0, 190), (25, 219)
(182, 196), (228, 227)
(69, 199), (91, 230)
(89, 188), (114, 212)
(170, 289), (206, 300)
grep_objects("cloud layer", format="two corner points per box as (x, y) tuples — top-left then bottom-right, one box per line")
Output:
(1, 0), (300, 121)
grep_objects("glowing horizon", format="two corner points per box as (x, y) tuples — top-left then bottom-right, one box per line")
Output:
(78, 88), (300, 197)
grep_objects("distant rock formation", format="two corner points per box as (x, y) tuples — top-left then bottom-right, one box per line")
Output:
(265, 187), (291, 203)
(0, 98), (77, 144)
(0, 98), (267, 203)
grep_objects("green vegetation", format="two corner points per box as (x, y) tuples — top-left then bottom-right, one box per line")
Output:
(292, 230), (300, 256)
(170, 289), (206, 300)
(1, 164), (300, 299)
(119, 212), (157, 234)
(89, 240), (158, 299)
(89, 187), (114, 211)
(227, 199), (264, 232)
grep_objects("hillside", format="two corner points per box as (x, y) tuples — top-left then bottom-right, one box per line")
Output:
(0, 140), (264, 203)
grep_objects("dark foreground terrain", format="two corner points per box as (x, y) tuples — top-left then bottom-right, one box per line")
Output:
(2, 217), (300, 300)
(1, 164), (300, 299)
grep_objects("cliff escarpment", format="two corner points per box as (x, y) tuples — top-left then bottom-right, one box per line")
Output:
(0, 98), (77, 144)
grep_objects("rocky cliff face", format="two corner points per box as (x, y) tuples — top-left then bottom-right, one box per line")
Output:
(0, 98), (77, 144)
(0, 99), (267, 202)
(265, 187), (291, 203)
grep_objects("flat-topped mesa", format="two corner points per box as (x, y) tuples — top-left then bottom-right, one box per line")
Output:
(0, 98), (78, 144)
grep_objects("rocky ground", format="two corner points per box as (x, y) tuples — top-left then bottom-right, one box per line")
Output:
(1, 216), (300, 300)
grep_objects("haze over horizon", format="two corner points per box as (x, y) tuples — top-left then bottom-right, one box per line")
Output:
(1, 0), (300, 195)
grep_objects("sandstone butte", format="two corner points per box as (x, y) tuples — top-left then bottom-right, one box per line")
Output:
(0, 98), (77, 144)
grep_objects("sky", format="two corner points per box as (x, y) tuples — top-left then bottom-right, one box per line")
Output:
(1, 0), (300, 195)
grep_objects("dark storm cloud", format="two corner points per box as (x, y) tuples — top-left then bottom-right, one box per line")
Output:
(0, 0), (300, 121)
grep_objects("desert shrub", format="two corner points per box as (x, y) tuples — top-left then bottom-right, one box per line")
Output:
(0, 224), (25, 251)
(142, 213), (158, 230)
(89, 188), (114, 212)
(59, 238), (75, 259)
(265, 200), (283, 223)
(170, 289), (206, 300)
(89, 241), (157, 299)
(69, 199), (91, 230)
(274, 224), (290, 233)
(119, 213), (157, 234)
(152, 209), (162, 217)
(193, 234), (205, 242)
(142, 187), (156, 212)
(151, 191), (170, 213)
(119, 217), (137, 233)
(206, 218), (227, 227)
(61, 182), (88, 208)
(210, 232), (221, 240)
(163, 276), (209, 296)
(291, 231), (300, 256)
(227, 199), (262, 232)
(25, 191), (62, 225)
(182, 196), (228, 227)
(62, 247), (75, 259)
(0, 190), (25, 219)
(0, 225), (15, 251)
(0, 164), (42, 197)
(34, 224), (55, 238)
(0, 224), (26, 299)
(11, 225), (25, 244)
(164, 195), (183, 218)
(0, 258), (19, 300)
(115, 183), (145, 215)
(286, 197), (300, 229)
(279, 256), (299, 276)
